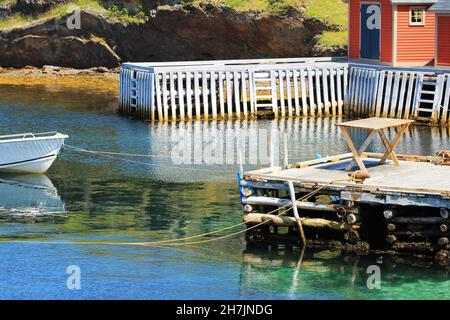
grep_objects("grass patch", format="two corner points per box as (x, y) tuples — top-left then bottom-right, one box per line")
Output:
(305, 0), (347, 26)
(0, 0), (105, 30)
(107, 5), (149, 24)
(318, 30), (348, 47)
(212, 0), (305, 12)
(218, 0), (267, 11)
(0, 0), (15, 6)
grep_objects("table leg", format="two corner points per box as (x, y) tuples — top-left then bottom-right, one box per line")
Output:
(340, 127), (369, 174)
(379, 124), (410, 165)
(378, 130), (399, 165)
(345, 130), (376, 170)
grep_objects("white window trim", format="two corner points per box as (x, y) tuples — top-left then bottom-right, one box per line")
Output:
(409, 6), (426, 26)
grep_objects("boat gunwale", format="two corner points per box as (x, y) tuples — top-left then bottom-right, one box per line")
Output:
(0, 132), (68, 144)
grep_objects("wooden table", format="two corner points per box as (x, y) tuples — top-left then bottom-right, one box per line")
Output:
(337, 117), (414, 174)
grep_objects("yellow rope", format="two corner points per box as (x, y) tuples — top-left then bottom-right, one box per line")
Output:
(2, 177), (353, 247)
(112, 176), (351, 247)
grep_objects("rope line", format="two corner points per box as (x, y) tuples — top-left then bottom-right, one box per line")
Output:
(64, 144), (236, 174)
(2, 176), (353, 247)
(65, 145), (176, 159)
(8, 143), (360, 247)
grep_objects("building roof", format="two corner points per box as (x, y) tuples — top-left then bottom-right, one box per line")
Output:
(391, 0), (438, 3)
(341, 0), (438, 4)
(429, 0), (450, 12)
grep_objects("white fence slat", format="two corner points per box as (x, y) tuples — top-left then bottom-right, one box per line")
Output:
(404, 72), (416, 119)
(441, 75), (450, 123)
(293, 69), (300, 116)
(286, 70), (293, 117)
(307, 67), (316, 116)
(300, 69), (308, 116)
(177, 72), (185, 120)
(211, 71), (218, 119)
(218, 71), (225, 118)
(382, 71), (393, 117)
(241, 71), (248, 117)
(390, 72), (401, 118)
(234, 72), (241, 118)
(397, 72), (407, 119)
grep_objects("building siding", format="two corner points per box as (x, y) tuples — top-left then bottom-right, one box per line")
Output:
(348, 0), (393, 63)
(437, 15), (450, 66)
(396, 5), (436, 64)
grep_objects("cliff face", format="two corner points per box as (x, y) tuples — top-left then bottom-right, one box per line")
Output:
(0, 3), (345, 69)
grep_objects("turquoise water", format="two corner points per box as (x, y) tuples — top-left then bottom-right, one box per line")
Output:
(0, 84), (449, 299)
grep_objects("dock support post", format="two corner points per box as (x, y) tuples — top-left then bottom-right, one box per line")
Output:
(288, 181), (307, 245)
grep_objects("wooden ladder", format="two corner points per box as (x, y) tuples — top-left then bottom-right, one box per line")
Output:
(251, 71), (278, 115)
(129, 73), (138, 110)
(413, 74), (444, 124)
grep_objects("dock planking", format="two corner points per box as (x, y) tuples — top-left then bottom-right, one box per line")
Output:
(242, 152), (450, 261)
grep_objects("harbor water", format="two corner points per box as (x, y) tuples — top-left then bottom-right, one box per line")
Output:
(0, 83), (449, 299)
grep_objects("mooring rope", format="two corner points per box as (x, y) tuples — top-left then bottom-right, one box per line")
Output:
(64, 144), (236, 174)
(2, 176), (354, 247)
(65, 145), (176, 159)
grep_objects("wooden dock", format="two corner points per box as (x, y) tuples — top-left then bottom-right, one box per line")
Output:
(119, 58), (450, 125)
(240, 140), (450, 263)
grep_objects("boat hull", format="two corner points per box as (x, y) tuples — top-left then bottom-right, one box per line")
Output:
(0, 134), (67, 174)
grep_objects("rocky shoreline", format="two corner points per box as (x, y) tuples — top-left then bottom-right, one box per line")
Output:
(0, 65), (119, 91)
(0, 3), (346, 69)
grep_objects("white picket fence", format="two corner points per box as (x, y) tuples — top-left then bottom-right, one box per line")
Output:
(119, 58), (450, 125)
(348, 66), (450, 124)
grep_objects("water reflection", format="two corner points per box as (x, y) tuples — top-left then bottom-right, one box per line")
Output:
(0, 174), (65, 218)
(239, 246), (450, 299)
(2, 82), (450, 299)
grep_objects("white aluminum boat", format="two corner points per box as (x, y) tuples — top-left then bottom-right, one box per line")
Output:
(0, 132), (68, 174)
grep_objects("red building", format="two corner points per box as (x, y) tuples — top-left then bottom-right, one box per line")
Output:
(343, 0), (438, 66)
(429, 0), (450, 66)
